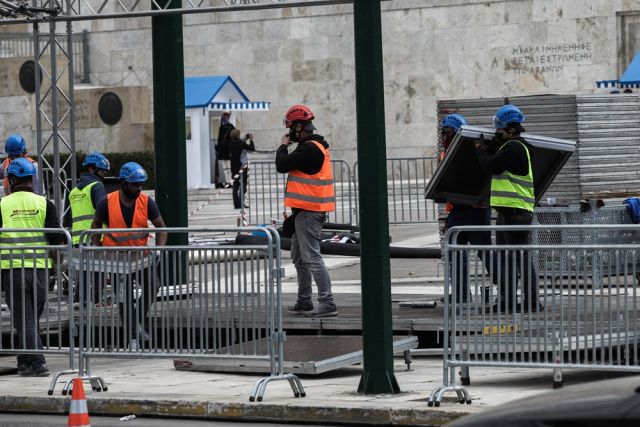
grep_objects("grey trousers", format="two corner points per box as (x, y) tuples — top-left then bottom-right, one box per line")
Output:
(290, 210), (336, 309)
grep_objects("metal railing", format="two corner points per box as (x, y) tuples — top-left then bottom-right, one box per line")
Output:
(65, 227), (303, 402)
(0, 31), (89, 83)
(246, 156), (438, 226)
(428, 224), (640, 406)
(0, 229), (76, 390)
(247, 160), (354, 225)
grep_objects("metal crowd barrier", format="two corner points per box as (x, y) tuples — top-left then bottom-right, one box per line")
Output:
(0, 229), (76, 391)
(247, 160), (354, 225)
(533, 206), (640, 279)
(429, 224), (640, 407)
(354, 156), (438, 224)
(247, 156), (438, 226)
(67, 227), (303, 402)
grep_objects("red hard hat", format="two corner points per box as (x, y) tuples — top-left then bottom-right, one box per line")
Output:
(284, 104), (314, 128)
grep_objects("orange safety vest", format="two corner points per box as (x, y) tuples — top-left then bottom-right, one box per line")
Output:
(284, 140), (336, 212)
(102, 191), (150, 247)
(3, 156), (36, 195)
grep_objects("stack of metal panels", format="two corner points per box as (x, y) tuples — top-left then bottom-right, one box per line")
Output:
(438, 95), (580, 204)
(576, 94), (640, 198)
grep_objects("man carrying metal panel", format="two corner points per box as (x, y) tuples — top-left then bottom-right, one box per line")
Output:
(0, 158), (62, 377)
(475, 104), (543, 313)
(277, 104), (338, 318)
(439, 114), (494, 304)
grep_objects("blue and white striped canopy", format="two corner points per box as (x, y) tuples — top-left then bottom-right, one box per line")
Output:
(209, 101), (270, 111)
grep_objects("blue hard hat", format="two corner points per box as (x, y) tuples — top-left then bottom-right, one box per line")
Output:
(5, 133), (26, 156)
(493, 104), (525, 129)
(441, 114), (467, 132)
(7, 157), (36, 178)
(82, 152), (110, 171)
(119, 162), (147, 183)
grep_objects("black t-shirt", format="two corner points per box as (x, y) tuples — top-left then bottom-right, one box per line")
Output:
(95, 193), (161, 227)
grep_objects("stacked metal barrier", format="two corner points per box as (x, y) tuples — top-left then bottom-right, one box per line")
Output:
(0, 229), (77, 391)
(67, 227), (302, 402)
(429, 224), (640, 407)
(533, 206), (640, 278)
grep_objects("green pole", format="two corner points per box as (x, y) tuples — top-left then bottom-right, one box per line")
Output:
(151, 0), (188, 247)
(354, 0), (400, 394)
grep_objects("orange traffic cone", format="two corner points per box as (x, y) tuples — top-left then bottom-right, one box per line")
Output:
(68, 377), (91, 427)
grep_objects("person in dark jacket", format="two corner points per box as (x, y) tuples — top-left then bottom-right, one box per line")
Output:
(228, 129), (255, 209)
(438, 114), (495, 304)
(475, 104), (542, 313)
(214, 112), (234, 188)
(276, 104), (337, 318)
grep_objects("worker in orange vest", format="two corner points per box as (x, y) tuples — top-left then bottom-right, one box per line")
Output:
(90, 162), (167, 349)
(1, 134), (40, 196)
(277, 104), (337, 318)
(439, 114), (494, 304)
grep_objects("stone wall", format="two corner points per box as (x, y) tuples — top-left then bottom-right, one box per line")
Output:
(3, 0), (640, 163)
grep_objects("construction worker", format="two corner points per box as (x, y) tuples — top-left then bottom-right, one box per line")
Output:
(475, 104), (542, 313)
(68, 152), (110, 304)
(277, 104), (338, 318)
(439, 114), (494, 304)
(69, 152), (110, 245)
(90, 162), (167, 347)
(0, 158), (63, 377)
(1, 133), (40, 195)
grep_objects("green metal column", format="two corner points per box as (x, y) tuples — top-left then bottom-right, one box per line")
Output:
(354, 0), (400, 394)
(151, 1), (188, 246)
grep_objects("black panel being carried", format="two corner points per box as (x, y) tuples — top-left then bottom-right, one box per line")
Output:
(18, 60), (42, 94)
(424, 125), (576, 206)
(98, 92), (123, 126)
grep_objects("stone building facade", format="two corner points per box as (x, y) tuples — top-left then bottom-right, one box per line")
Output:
(3, 0), (640, 164)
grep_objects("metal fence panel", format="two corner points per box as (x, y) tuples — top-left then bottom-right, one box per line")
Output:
(246, 160), (353, 226)
(71, 227), (303, 402)
(428, 224), (640, 407)
(354, 157), (438, 224)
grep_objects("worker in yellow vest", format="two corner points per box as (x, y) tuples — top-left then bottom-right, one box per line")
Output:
(0, 158), (62, 377)
(68, 152), (110, 304)
(277, 104), (337, 318)
(475, 104), (542, 313)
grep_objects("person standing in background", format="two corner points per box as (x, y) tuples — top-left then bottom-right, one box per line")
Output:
(229, 129), (255, 209)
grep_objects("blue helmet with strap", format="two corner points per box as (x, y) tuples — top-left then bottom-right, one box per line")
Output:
(441, 114), (467, 132)
(7, 157), (36, 178)
(82, 152), (110, 171)
(119, 162), (147, 183)
(5, 133), (26, 156)
(493, 104), (525, 129)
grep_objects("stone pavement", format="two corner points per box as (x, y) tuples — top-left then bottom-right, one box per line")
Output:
(1, 353), (637, 426)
